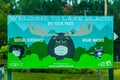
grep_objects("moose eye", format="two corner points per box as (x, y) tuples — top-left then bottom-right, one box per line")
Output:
(56, 39), (60, 43)
(62, 39), (66, 43)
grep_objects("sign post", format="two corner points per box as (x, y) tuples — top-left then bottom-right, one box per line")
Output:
(7, 69), (12, 80)
(98, 69), (101, 80)
(108, 68), (114, 80)
(109, 32), (119, 80)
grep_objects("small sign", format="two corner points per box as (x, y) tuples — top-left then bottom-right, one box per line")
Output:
(114, 32), (118, 40)
(8, 16), (114, 69)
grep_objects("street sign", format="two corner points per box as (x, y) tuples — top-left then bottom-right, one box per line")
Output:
(8, 16), (114, 69)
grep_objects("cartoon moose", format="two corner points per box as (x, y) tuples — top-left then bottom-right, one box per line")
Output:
(29, 23), (93, 60)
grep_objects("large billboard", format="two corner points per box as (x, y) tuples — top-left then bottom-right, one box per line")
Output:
(8, 16), (113, 69)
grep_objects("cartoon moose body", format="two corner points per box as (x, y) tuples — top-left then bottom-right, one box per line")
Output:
(29, 23), (93, 60)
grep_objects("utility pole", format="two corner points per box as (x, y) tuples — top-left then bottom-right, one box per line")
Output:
(104, 0), (108, 16)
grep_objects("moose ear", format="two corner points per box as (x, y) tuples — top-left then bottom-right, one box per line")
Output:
(52, 34), (58, 40)
(65, 36), (70, 40)
(48, 30), (57, 34)
(52, 36), (56, 40)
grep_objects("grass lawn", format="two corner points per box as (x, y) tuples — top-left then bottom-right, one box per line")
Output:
(114, 69), (120, 80)
(11, 71), (108, 80)
(7, 69), (119, 80)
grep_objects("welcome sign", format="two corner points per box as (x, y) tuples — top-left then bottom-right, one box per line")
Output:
(8, 16), (113, 69)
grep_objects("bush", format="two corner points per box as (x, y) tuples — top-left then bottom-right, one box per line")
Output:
(0, 45), (8, 59)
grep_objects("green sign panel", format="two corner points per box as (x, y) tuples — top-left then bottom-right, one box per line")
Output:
(8, 16), (114, 69)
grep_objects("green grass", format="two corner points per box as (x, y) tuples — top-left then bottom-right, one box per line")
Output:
(114, 62), (120, 80)
(114, 69), (120, 80)
(10, 69), (119, 80)
(114, 62), (120, 69)
(11, 72), (106, 80)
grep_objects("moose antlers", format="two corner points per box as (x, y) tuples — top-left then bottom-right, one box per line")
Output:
(29, 23), (57, 36)
(71, 23), (93, 36)
(29, 23), (93, 36)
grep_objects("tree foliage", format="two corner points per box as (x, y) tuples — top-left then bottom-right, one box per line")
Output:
(0, 45), (8, 59)
(113, 0), (120, 57)
(62, 4), (73, 15)
(15, 0), (63, 15)
(0, 0), (10, 47)
(0, 0), (10, 28)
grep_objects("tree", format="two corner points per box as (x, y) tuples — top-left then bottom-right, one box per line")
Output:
(51, 0), (63, 15)
(17, 0), (42, 14)
(113, 0), (120, 61)
(0, 45), (8, 59)
(0, 0), (10, 29)
(62, 4), (73, 15)
(104, 0), (108, 16)
(17, 0), (63, 15)
(42, 0), (63, 15)
(0, 0), (10, 47)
